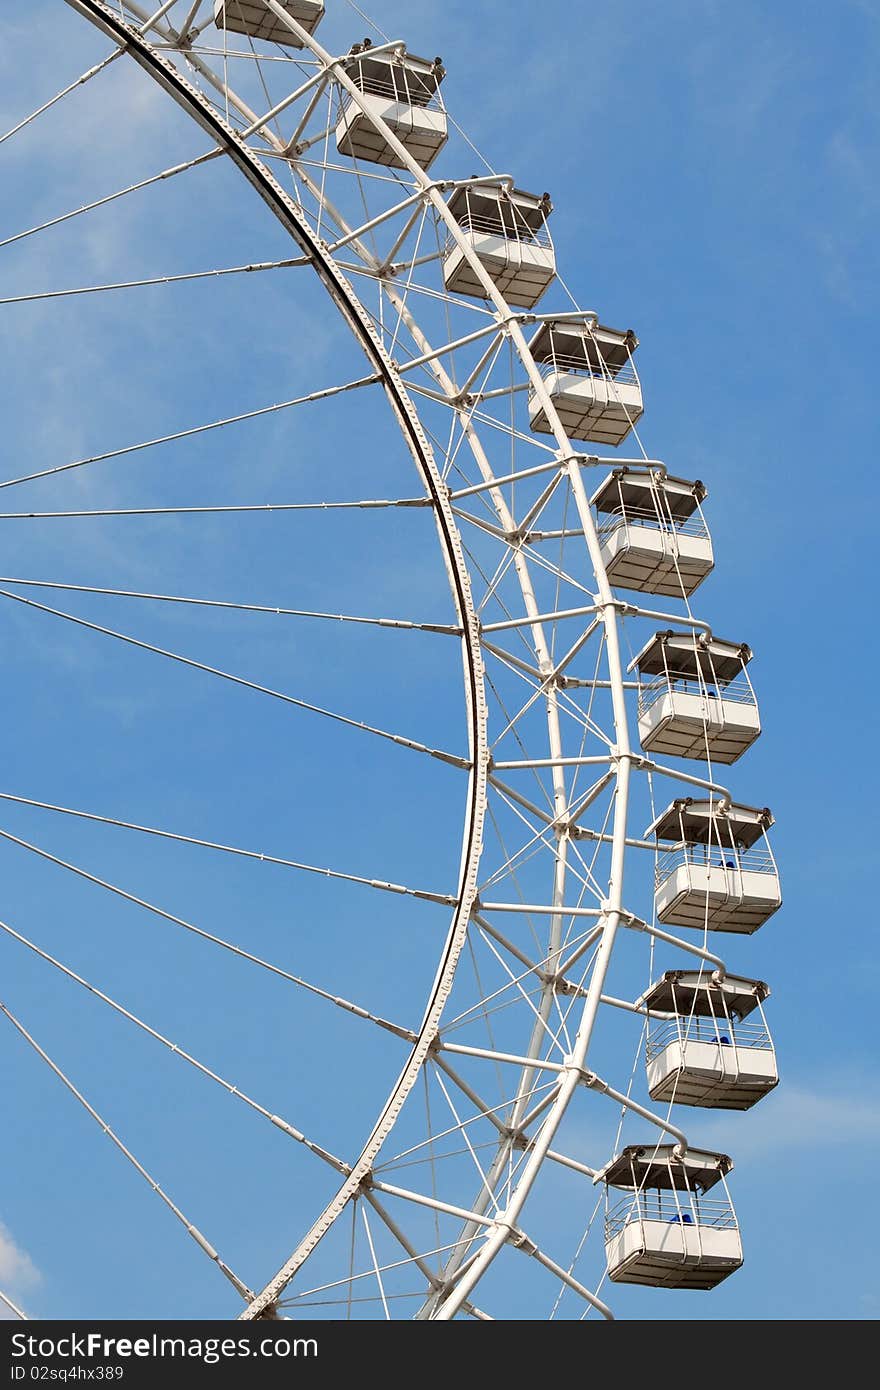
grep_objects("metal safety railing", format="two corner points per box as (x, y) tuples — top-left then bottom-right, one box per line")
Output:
(605, 1192), (737, 1240)
(447, 210), (553, 249)
(596, 505), (710, 544)
(340, 71), (444, 113)
(638, 671), (756, 716)
(645, 1016), (773, 1060)
(535, 353), (639, 387)
(655, 843), (775, 886)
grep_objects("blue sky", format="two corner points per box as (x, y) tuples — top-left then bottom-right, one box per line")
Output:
(0, 0), (878, 1321)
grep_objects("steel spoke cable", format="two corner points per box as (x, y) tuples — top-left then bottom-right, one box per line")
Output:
(561, 801), (616, 956)
(0, 914), (349, 1173)
(281, 1236), (472, 1306)
(387, 205), (432, 360)
(432, 1071), (502, 1218)
(0, 587), (469, 768)
(282, 1290), (424, 1308)
(361, 1195), (488, 1321)
(0, 788), (454, 907)
(551, 920), (607, 1048)
(565, 792), (619, 919)
(314, 80), (333, 242)
(478, 816), (552, 902)
(0, 50), (121, 147)
(438, 338), (509, 467)
(482, 646), (579, 750)
(549, 977), (574, 1059)
(486, 783), (603, 901)
(0, 374), (382, 493)
(239, 13), (286, 148)
(281, 1236), (470, 1306)
(157, 44), (314, 64)
(476, 928), (576, 1065)
(340, 258), (496, 315)
(473, 521), (597, 607)
(460, 540), (595, 747)
(481, 803), (551, 957)
(0, 576), (461, 635)
(0, 998), (253, 1301)
(346, 1199), (358, 1320)
(343, 0), (391, 42)
(552, 682), (606, 957)
(0, 148), (223, 253)
(0, 820), (416, 1043)
(548, 481), (572, 664)
(548, 1187), (605, 1320)
(482, 664), (557, 818)
(437, 993), (556, 1051)
(427, 1093), (577, 1296)
(463, 931), (507, 1099)
(0, 498), (428, 520)
(432, 374), (521, 491)
(19, 0), (670, 1320)
(438, 211), (462, 401)
(483, 783), (595, 889)
(341, 91), (384, 271)
(565, 630), (608, 806)
(483, 643), (614, 754)
(375, 1077), (558, 1173)
(360, 1208), (391, 1320)
(422, 1067), (443, 1271)
(456, 505), (566, 691)
(0, 1288), (26, 1321)
(432, 394), (558, 455)
(471, 931), (570, 1061)
(459, 529), (522, 625)
(430, 1057), (509, 1143)
(438, 970), (559, 1038)
(0, 255), (309, 306)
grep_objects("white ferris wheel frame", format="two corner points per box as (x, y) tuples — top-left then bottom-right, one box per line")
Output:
(11, 0), (753, 1321)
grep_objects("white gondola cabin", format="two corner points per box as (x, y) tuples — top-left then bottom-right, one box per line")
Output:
(591, 467), (713, 597)
(600, 1145), (742, 1289)
(527, 319), (643, 446)
(213, 1), (323, 47)
(442, 185), (555, 308)
(336, 46), (448, 170)
(647, 799), (781, 933)
(631, 631), (760, 764)
(641, 971), (778, 1110)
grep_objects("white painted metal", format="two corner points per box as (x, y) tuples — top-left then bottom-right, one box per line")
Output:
(600, 1144), (742, 1289)
(647, 1035), (778, 1108)
(605, 1210), (743, 1288)
(648, 800), (782, 932)
(24, 0), (775, 1321)
(592, 468), (714, 596)
(653, 859), (782, 932)
(232, 0), (643, 1324)
(335, 48), (447, 169)
(213, 0), (323, 48)
(643, 970), (778, 1109)
(442, 184), (556, 307)
(632, 631), (761, 764)
(527, 320), (643, 446)
(65, 0), (493, 1320)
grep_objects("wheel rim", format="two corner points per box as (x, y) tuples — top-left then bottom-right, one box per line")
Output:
(0, 0), (774, 1320)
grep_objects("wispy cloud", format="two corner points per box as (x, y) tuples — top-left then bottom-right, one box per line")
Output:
(0, 1221), (39, 1319)
(697, 1083), (880, 1160)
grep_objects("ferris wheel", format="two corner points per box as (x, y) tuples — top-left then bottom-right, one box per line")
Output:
(0, 0), (782, 1321)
